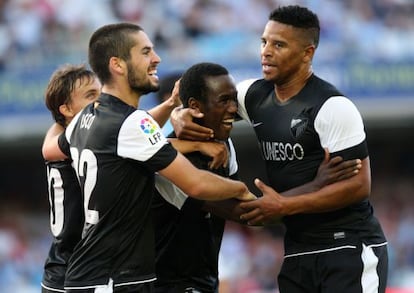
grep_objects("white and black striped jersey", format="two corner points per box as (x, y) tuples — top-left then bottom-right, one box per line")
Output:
(237, 75), (386, 254)
(58, 93), (177, 290)
(153, 137), (238, 292)
(41, 159), (84, 292)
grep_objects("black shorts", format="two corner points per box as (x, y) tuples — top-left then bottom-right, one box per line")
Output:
(278, 242), (388, 293)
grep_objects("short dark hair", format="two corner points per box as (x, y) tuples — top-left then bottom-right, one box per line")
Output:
(88, 23), (143, 84)
(45, 64), (96, 126)
(179, 62), (229, 107)
(269, 5), (320, 48)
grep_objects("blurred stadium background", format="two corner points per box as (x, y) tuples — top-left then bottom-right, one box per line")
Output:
(0, 0), (413, 292)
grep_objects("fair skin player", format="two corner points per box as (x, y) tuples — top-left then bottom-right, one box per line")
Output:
(43, 28), (255, 202)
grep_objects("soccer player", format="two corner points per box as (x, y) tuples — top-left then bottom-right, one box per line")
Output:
(171, 5), (388, 293)
(153, 62), (243, 293)
(42, 23), (256, 292)
(41, 64), (101, 293)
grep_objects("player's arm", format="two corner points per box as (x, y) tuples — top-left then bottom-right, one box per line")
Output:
(158, 152), (255, 201)
(239, 157), (370, 225)
(201, 149), (361, 224)
(168, 138), (229, 169)
(282, 148), (361, 196)
(148, 79), (181, 128)
(202, 198), (249, 223)
(42, 123), (68, 161)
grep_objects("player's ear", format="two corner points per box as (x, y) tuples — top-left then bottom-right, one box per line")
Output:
(303, 44), (315, 63)
(188, 97), (202, 112)
(59, 103), (74, 119)
(109, 56), (125, 75)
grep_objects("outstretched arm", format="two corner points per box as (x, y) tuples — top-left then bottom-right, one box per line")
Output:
(239, 156), (370, 225)
(168, 138), (229, 169)
(282, 149), (361, 196)
(158, 151), (256, 201)
(200, 150), (362, 224)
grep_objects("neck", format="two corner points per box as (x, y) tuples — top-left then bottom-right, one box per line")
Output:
(102, 84), (141, 108)
(274, 69), (313, 103)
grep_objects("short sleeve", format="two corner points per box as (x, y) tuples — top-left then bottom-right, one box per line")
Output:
(315, 96), (366, 153)
(236, 79), (258, 123)
(117, 110), (170, 161)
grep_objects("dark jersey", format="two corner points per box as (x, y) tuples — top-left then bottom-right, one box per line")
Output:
(58, 93), (177, 290)
(237, 75), (386, 254)
(153, 137), (238, 292)
(41, 159), (84, 292)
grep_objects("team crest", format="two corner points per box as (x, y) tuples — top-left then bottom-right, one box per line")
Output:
(290, 116), (308, 139)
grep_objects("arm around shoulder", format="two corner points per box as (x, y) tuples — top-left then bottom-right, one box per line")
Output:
(42, 123), (67, 161)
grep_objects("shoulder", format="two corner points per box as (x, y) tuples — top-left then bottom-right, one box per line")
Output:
(309, 75), (343, 97)
(236, 78), (272, 122)
(237, 78), (273, 97)
(318, 96), (363, 124)
(236, 78), (259, 95)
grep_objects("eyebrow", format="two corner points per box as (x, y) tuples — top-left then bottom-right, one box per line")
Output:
(140, 45), (153, 53)
(85, 88), (100, 95)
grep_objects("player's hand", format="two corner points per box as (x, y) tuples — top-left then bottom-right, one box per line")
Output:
(313, 148), (362, 190)
(236, 191), (257, 202)
(197, 141), (229, 169)
(239, 178), (284, 225)
(170, 107), (214, 140)
(165, 79), (182, 108)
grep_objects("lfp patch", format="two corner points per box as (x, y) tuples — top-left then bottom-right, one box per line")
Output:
(140, 117), (158, 135)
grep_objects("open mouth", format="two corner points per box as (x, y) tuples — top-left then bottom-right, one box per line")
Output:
(262, 64), (276, 71)
(222, 118), (235, 126)
(148, 69), (159, 80)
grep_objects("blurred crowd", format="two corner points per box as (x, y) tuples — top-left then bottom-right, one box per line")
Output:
(1, 0), (414, 71)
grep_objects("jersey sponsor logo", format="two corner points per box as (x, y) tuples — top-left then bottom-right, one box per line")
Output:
(261, 141), (304, 161)
(140, 117), (163, 145)
(290, 117), (308, 139)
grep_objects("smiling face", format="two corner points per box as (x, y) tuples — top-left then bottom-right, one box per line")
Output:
(63, 76), (101, 123)
(260, 20), (313, 85)
(193, 74), (238, 141)
(126, 31), (161, 95)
